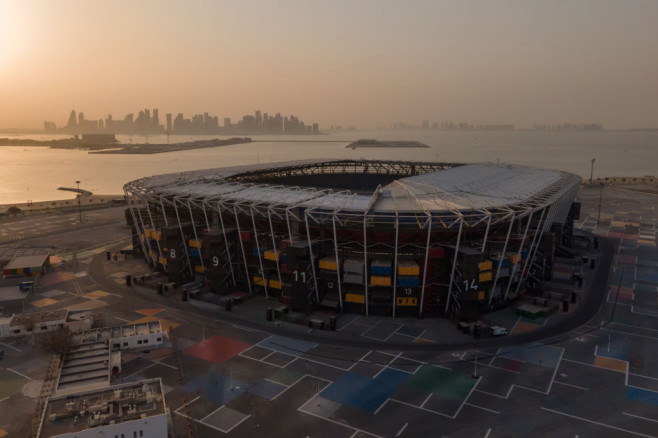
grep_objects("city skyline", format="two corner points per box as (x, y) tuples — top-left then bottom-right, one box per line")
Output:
(43, 108), (319, 135)
(1, 1), (657, 130)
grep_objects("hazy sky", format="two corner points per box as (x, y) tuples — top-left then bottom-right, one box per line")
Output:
(1, 0), (657, 129)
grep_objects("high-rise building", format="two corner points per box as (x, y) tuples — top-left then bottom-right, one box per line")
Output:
(166, 114), (172, 133)
(78, 112), (85, 124)
(67, 110), (77, 128)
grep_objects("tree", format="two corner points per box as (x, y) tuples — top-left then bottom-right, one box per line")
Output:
(8, 206), (22, 215)
(39, 327), (74, 359)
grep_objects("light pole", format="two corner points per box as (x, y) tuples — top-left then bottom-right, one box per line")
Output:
(597, 182), (604, 226)
(590, 158), (595, 186)
(76, 180), (82, 224)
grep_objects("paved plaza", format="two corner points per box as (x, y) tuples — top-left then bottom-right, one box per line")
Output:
(0, 184), (657, 437)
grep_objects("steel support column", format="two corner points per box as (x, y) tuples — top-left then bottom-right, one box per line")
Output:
(504, 210), (533, 300)
(251, 206), (268, 298)
(392, 215), (400, 319)
(305, 212), (320, 304)
(187, 200), (204, 272)
(267, 209), (283, 292)
(445, 217), (464, 313)
(488, 213), (515, 306)
(514, 207), (547, 296)
(331, 215), (343, 309)
(233, 204), (252, 294)
(216, 202), (236, 286)
(418, 215), (432, 317)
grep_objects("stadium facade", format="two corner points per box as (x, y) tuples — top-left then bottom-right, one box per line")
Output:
(124, 159), (581, 319)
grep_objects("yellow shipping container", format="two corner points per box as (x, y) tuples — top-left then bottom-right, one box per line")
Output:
(479, 272), (493, 282)
(396, 297), (418, 306)
(397, 262), (420, 276)
(345, 293), (365, 304)
(478, 260), (493, 271)
(264, 250), (280, 261)
(253, 276), (265, 286)
(158, 256), (167, 266)
(507, 253), (522, 264)
(370, 276), (392, 286)
(319, 258), (339, 271)
(478, 291), (486, 300)
(194, 265), (204, 274)
(269, 279), (282, 289)
(154, 231), (161, 241)
(189, 239), (202, 249)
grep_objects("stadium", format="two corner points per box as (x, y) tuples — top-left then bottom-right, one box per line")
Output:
(124, 159), (581, 320)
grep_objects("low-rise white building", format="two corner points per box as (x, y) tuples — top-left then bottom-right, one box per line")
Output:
(38, 378), (168, 438)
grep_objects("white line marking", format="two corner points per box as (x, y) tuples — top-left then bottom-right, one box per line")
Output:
(149, 359), (178, 370)
(465, 403), (500, 414)
(395, 422), (409, 436)
(336, 315), (359, 331)
(387, 398), (452, 418)
(454, 377), (481, 418)
(484, 428), (492, 438)
(553, 381), (589, 391)
(125, 362), (157, 378)
(174, 395), (200, 414)
(413, 328), (427, 342)
(546, 347), (565, 394)
(0, 341), (22, 352)
(7, 368), (33, 381)
(541, 407), (657, 438)
(298, 377), (381, 438)
(348, 350), (374, 371)
(623, 412), (658, 424)
(420, 393), (433, 408)
(115, 317), (131, 323)
(223, 412), (251, 433)
(0, 396), (9, 403)
(629, 372), (658, 382)
(373, 352), (402, 379)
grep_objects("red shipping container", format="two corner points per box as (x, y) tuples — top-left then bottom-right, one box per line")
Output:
(240, 232), (251, 241)
(428, 247), (445, 259)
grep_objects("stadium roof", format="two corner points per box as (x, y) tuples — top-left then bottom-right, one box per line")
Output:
(126, 159), (580, 220)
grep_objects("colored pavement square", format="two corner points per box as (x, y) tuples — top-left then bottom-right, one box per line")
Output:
(321, 368), (409, 413)
(610, 286), (634, 301)
(31, 297), (58, 308)
(594, 355), (627, 373)
(84, 290), (111, 299)
(184, 334), (252, 364)
(627, 387), (658, 406)
(405, 365), (475, 400)
(636, 270), (658, 284)
(132, 315), (180, 332)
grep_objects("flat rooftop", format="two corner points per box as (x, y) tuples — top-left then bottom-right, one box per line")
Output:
(40, 378), (166, 437)
(5, 253), (49, 269)
(11, 309), (67, 326)
(70, 320), (162, 345)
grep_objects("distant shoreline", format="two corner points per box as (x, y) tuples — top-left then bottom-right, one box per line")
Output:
(0, 137), (252, 154)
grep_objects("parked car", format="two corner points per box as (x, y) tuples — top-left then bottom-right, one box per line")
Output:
(490, 326), (508, 336)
